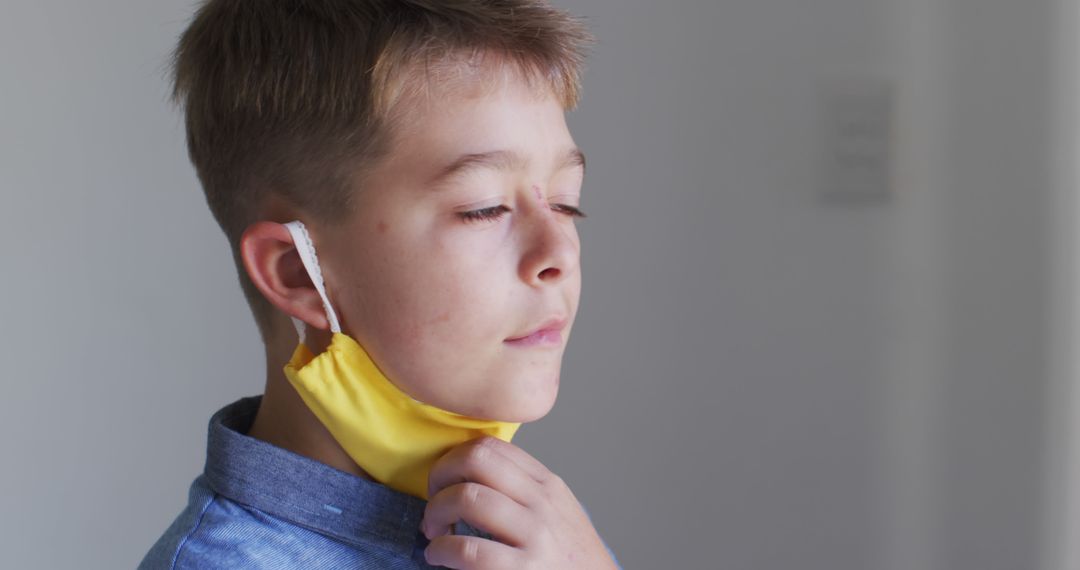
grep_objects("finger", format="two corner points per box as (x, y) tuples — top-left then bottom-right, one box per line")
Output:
(422, 482), (532, 547)
(469, 436), (552, 484)
(425, 534), (521, 570)
(428, 437), (541, 506)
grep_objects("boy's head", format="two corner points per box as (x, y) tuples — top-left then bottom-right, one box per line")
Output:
(170, 0), (592, 422)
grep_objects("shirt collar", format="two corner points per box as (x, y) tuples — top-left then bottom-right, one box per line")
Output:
(202, 395), (429, 557)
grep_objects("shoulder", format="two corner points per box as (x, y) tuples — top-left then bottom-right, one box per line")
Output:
(137, 475), (216, 570)
(136, 476), (390, 569)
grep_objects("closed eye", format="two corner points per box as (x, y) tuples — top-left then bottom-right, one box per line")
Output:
(458, 204), (587, 223)
(551, 204), (587, 219)
(458, 205), (510, 222)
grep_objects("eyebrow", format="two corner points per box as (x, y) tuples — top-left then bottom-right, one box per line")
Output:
(429, 147), (586, 185)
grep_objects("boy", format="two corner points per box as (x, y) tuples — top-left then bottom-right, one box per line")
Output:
(138, 0), (620, 568)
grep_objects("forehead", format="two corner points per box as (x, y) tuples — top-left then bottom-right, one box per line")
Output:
(377, 61), (575, 173)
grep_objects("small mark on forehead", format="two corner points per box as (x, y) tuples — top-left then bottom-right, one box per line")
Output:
(376, 221), (388, 234)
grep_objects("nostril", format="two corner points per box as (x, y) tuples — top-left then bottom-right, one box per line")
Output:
(539, 267), (561, 280)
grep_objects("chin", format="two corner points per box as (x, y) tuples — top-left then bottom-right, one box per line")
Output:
(491, 368), (561, 423)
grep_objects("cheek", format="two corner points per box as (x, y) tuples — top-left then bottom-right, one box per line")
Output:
(375, 268), (513, 407)
(382, 251), (511, 352)
(337, 219), (518, 367)
(417, 272), (507, 345)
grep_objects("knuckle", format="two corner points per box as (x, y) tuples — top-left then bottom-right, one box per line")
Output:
(475, 435), (501, 452)
(463, 438), (495, 469)
(458, 481), (484, 509)
(460, 537), (482, 564)
(541, 472), (567, 495)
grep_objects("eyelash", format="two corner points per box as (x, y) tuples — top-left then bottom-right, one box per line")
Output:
(458, 204), (588, 223)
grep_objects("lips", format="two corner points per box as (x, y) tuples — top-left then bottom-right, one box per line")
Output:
(505, 317), (568, 347)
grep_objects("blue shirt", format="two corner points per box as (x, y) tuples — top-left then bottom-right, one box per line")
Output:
(138, 395), (620, 569)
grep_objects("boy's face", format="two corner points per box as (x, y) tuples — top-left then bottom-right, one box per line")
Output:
(316, 68), (583, 423)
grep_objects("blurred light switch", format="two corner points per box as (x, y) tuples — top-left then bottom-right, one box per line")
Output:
(820, 78), (893, 203)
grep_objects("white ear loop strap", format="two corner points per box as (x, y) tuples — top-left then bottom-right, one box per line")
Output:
(283, 220), (342, 344)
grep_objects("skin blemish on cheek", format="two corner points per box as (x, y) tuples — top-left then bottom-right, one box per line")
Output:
(376, 221), (388, 234)
(424, 310), (451, 327)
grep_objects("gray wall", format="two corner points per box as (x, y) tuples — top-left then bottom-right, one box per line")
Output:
(0, 1), (1062, 569)
(933, 1), (1055, 568)
(539, 0), (890, 568)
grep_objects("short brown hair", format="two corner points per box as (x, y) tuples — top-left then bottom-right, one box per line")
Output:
(169, 0), (592, 342)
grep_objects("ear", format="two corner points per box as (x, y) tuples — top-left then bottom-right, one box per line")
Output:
(240, 221), (330, 332)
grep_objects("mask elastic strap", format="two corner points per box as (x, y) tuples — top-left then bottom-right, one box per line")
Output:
(283, 220), (342, 345)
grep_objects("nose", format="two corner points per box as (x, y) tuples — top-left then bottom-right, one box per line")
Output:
(517, 198), (580, 288)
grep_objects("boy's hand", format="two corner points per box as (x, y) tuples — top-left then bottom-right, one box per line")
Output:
(420, 436), (617, 570)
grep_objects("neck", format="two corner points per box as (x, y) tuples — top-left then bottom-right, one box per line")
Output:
(247, 325), (375, 482)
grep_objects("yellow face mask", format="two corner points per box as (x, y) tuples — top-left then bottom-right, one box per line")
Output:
(281, 220), (521, 500)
